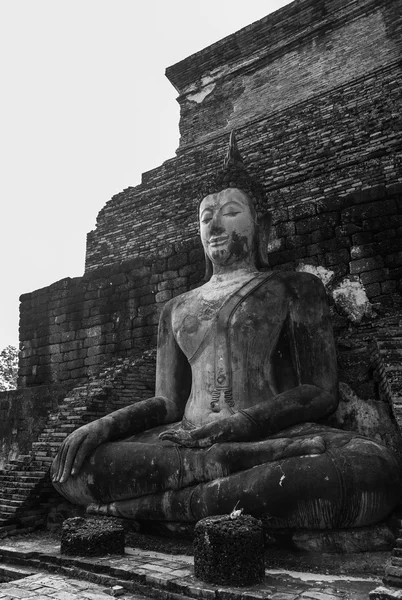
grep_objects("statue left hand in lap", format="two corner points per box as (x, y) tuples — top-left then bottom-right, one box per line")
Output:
(52, 134), (401, 529)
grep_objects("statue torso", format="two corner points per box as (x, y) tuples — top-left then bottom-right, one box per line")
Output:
(171, 270), (297, 427)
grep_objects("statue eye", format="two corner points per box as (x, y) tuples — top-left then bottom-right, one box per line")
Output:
(201, 216), (212, 224)
(223, 211), (240, 217)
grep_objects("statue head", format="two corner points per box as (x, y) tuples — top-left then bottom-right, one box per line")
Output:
(198, 132), (271, 279)
(199, 188), (256, 271)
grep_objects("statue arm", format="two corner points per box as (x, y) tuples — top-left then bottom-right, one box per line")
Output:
(52, 299), (191, 482)
(166, 274), (338, 447)
(96, 297), (191, 434)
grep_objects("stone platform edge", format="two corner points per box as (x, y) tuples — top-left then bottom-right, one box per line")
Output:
(0, 543), (274, 600)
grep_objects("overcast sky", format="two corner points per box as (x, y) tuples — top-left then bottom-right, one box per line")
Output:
(0, 0), (292, 350)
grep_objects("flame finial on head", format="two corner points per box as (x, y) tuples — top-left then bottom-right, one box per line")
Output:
(223, 131), (246, 172)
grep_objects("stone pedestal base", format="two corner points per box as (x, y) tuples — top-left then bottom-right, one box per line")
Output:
(194, 514), (264, 586)
(370, 586), (402, 599)
(61, 516), (125, 556)
(267, 522), (396, 553)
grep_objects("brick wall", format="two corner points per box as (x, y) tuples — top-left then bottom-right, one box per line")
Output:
(19, 244), (204, 387)
(19, 177), (401, 388)
(18, 0), (402, 388)
(0, 385), (70, 468)
(167, 0), (402, 148)
(85, 62), (402, 272)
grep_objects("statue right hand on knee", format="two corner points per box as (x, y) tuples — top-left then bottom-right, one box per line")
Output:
(51, 420), (110, 484)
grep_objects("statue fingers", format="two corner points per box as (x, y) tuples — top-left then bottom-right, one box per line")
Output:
(70, 434), (97, 477)
(51, 448), (62, 482)
(158, 430), (179, 441)
(176, 436), (213, 448)
(58, 433), (88, 483)
(293, 435), (326, 456)
(52, 439), (70, 483)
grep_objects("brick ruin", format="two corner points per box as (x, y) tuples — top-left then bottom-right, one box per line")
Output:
(0, 0), (401, 535)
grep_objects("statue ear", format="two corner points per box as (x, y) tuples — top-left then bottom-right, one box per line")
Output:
(204, 252), (213, 281)
(256, 214), (272, 268)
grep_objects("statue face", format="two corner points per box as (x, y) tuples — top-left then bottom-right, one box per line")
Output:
(199, 188), (255, 267)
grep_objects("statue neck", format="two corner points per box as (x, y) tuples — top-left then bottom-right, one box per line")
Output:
(210, 260), (258, 284)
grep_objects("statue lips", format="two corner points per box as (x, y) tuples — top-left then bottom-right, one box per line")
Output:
(209, 235), (229, 247)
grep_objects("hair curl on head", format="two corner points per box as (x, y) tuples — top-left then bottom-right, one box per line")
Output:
(197, 131), (267, 216)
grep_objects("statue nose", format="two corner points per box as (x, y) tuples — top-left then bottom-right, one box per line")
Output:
(210, 215), (225, 235)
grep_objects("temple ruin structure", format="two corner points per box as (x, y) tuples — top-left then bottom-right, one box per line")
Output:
(0, 0), (401, 536)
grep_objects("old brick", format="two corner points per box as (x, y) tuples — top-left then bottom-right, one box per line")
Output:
(276, 222), (295, 237)
(342, 199), (396, 224)
(352, 232), (373, 245)
(271, 208), (288, 224)
(350, 256), (384, 274)
(189, 248), (205, 263)
(350, 244), (376, 260)
(167, 253), (188, 270)
(381, 280), (397, 294)
(179, 264), (198, 277)
(316, 196), (345, 214)
(385, 252), (402, 268)
(155, 290), (173, 303)
(324, 249), (350, 266)
(364, 283), (382, 298)
(151, 259), (167, 274)
(268, 248), (306, 266)
(109, 273), (127, 286)
(373, 229), (397, 242)
(311, 227), (334, 243)
(162, 270), (180, 281)
(360, 269), (389, 285)
(139, 293), (156, 305)
(296, 213), (338, 235)
(285, 234), (311, 249)
(60, 341), (82, 353)
(288, 203), (316, 221)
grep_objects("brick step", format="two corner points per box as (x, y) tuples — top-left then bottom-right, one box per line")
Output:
(38, 432), (69, 440)
(32, 441), (62, 450)
(0, 564), (39, 579)
(0, 499), (25, 508)
(0, 481), (39, 491)
(31, 455), (57, 463)
(48, 414), (84, 422)
(7, 470), (45, 478)
(0, 505), (17, 514)
(0, 524), (18, 535)
(377, 336), (402, 343)
(43, 424), (77, 432)
(3, 464), (49, 475)
(0, 493), (29, 502)
(7, 458), (32, 467)
(0, 475), (43, 484)
(34, 456), (53, 467)
(4, 523), (45, 537)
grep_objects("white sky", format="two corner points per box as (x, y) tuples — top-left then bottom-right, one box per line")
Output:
(0, 0), (292, 349)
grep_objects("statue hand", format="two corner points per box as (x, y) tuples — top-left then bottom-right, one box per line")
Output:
(52, 421), (108, 484)
(158, 427), (213, 448)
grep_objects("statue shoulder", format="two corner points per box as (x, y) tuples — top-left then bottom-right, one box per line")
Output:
(159, 288), (199, 319)
(268, 270), (327, 302)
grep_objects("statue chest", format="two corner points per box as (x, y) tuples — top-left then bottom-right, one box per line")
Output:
(172, 287), (288, 366)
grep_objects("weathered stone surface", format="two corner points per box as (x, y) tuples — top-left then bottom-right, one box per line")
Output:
(194, 515), (265, 586)
(60, 516), (124, 556)
(370, 587), (402, 600)
(288, 523), (395, 553)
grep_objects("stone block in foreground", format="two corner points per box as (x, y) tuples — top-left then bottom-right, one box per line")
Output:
(61, 516), (125, 556)
(194, 514), (264, 586)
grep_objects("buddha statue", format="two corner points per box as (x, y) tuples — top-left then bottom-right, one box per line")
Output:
(51, 133), (401, 531)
